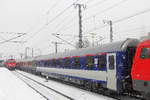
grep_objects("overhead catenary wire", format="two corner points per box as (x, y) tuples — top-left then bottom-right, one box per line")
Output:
(55, 17), (78, 33)
(85, 0), (108, 10)
(84, 0), (92, 4)
(83, 0), (128, 21)
(52, 9), (77, 33)
(25, 25), (47, 43)
(84, 7), (150, 34)
(114, 8), (150, 23)
(46, 0), (60, 14)
(54, 0), (108, 34)
(55, 0), (128, 36)
(114, 25), (150, 35)
(25, 0), (79, 43)
(0, 33), (26, 45)
(52, 34), (77, 48)
(46, 0), (79, 26)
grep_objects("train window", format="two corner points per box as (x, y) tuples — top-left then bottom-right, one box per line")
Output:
(48, 60), (51, 66)
(52, 59), (56, 67)
(45, 60), (50, 67)
(140, 48), (150, 59)
(60, 59), (64, 67)
(86, 56), (94, 69)
(109, 55), (115, 70)
(56, 60), (61, 67)
(44, 61), (47, 66)
(64, 59), (70, 68)
(74, 57), (80, 68)
(98, 56), (106, 69)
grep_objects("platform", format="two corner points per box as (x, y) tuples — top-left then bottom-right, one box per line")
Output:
(0, 67), (45, 100)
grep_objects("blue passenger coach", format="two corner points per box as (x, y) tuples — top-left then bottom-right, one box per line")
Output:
(17, 39), (139, 94)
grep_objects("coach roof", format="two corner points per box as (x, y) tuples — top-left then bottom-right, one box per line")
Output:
(35, 38), (139, 60)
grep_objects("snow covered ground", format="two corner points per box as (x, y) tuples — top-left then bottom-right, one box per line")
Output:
(0, 67), (140, 100)
(0, 67), (45, 100)
(15, 69), (115, 100)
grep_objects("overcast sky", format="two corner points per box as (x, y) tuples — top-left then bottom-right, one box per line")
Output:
(0, 0), (150, 59)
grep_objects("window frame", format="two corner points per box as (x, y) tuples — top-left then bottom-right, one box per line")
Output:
(140, 47), (150, 59)
(73, 57), (81, 68)
(97, 55), (106, 69)
(86, 56), (94, 69)
(64, 58), (70, 68)
(109, 55), (115, 70)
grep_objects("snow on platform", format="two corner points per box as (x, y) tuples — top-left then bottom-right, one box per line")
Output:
(17, 70), (115, 100)
(0, 67), (45, 100)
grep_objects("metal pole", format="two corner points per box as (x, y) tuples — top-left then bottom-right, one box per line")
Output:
(109, 21), (113, 42)
(51, 41), (62, 54)
(25, 47), (27, 59)
(103, 20), (113, 43)
(55, 42), (58, 54)
(74, 4), (86, 48)
(31, 48), (34, 57)
(78, 4), (83, 48)
(20, 53), (23, 59)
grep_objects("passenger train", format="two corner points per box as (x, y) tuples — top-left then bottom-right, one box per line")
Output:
(5, 59), (16, 70)
(16, 38), (150, 99)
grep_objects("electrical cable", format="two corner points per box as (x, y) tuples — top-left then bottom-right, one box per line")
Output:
(52, 9), (77, 33)
(86, 0), (108, 10)
(114, 8), (150, 23)
(46, 0), (60, 14)
(84, 7), (150, 34)
(0, 33), (26, 45)
(25, 0), (79, 43)
(52, 34), (77, 48)
(46, 0), (79, 25)
(83, 0), (128, 21)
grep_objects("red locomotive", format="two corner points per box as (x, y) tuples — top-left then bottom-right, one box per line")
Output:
(5, 59), (16, 70)
(132, 39), (150, 99)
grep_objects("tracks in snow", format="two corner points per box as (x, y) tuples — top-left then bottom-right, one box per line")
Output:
(12, 71), (75, 100)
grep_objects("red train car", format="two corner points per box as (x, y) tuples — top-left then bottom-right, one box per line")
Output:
(5, 59), (16, 70)
(132, 40), (150, 98)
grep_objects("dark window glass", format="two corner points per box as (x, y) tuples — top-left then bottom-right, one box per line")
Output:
(52, 59), (56, 67)
(74, 57), (80, 67)
(44, 61), (47, 66)
(60, 59), (64, 67)
(48, 60), (51, 66)
(45, 60), (50, 67)
(140, 47), (150, 59)
(64, 59), (70, 67)
(98, 56), (106, 69)
(56, 60), (61, 67)
(109, 55), (115, 70)
(86, 56), (94, 69)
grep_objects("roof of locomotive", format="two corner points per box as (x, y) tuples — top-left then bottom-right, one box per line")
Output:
(34, 38), (139, 60)
(16, 57), (35, 62)
(137, 39), (150, 47)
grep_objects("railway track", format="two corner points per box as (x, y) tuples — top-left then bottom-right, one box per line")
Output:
(12, 70), (143, 100)
(12, 71), (75, 100)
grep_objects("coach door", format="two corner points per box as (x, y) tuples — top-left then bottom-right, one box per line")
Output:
(107, 53), (117, 91)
